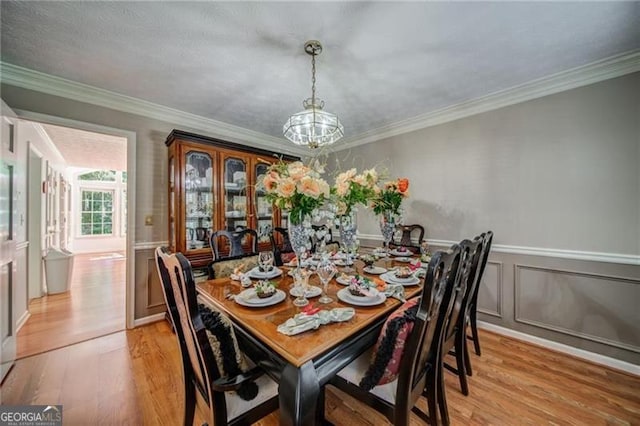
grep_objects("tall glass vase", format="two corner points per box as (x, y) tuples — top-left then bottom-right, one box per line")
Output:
(338, 212), (357, 273)
(288, 214), (312, 272)
(379, 210), (398, 251)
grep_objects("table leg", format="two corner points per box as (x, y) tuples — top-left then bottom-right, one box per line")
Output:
(279, 361), (320, 426)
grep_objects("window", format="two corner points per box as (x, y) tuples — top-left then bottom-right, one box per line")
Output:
(121, 189), (127, 235)
(81, 190), (114, 235)
(79, 170), (116, 181)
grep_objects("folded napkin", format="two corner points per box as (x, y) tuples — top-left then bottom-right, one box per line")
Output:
(230, 273), (253, 287)
(277, 308), (355, 336)
(383, 283), (406, 302)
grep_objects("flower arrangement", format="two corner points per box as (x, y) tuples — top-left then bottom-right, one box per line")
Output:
(371, 178), (409, 216)
(254, 280), (278, 298)
(262, 160), (330, 225)
(348, 275), (375, 297)
(332, 168), (380, 215)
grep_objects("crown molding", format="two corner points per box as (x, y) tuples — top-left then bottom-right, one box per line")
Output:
(335, 50), (640, 151)
(2, 51), (639, 155)
(0, 61), (308, 157)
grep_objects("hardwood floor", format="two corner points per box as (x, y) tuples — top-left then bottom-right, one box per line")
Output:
(2, 321), (638, 425)
(16, 252), (126, 359)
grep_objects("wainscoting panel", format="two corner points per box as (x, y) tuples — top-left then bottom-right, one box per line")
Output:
(477, 261), (502, 318)
(146, 258), (165, 310)
(134, 248), (165, 319)
(515, 265), (640, 353)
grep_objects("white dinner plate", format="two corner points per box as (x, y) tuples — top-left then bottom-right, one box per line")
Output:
(234, 289), (286, 307)
(336, 275), (356, 285)
(337, 288), (386, 306)
(394, 257), (412, 263)
(247, 267), (282, 279)
(363, 266), (387, 275)
(289, 285), (322, 298)
(380, 272), (421, 286)
(334, 259), (354, 267)
(389, 249), (413, 257)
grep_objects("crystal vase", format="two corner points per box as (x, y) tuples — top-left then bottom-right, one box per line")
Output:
(289, 214), (312, 271)
(379, 210), (398, 251)
(338, 212), (357, 273)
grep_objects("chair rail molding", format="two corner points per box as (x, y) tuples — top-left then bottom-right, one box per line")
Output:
(358, 233), (640, 266)
(134, 241), (169, 251)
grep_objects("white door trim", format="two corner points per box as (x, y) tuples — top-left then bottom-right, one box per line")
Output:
(14, 109), (137, 329)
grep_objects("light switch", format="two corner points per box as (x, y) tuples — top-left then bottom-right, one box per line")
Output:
(145, 215), (153, 226)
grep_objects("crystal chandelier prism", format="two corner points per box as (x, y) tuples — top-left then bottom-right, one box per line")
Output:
(283, 40), (344, 149)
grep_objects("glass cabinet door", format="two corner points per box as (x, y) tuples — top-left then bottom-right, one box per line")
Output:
(223, 155), (248, 233)
(169, 155), (175, 251)
(185, 150), (214, 251)
(254, 162), (274, 245)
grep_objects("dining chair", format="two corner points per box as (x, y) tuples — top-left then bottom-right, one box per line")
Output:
(390, 224), (425, 253)
(270, 227), (294, 266)
(310, 224), (340, 253)
(207, 253), (259, 280)
(326, 245), (462, 426)
(154, 247), (278, 426)
(437, 237), (483, 421)
(466, 231), (494, 360)
(210, 228), (258, 260)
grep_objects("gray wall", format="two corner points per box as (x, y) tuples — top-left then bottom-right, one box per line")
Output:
(333, 73), (640, 365)
(337, 73), (639, 256)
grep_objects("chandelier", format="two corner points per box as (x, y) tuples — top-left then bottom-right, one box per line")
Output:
(283, 40), (344, 149)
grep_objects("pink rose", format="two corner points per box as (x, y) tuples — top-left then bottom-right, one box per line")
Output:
(277, 177), (296, 198)
(298, 176), (321, 198)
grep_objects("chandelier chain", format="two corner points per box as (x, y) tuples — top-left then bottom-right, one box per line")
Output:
(311, 51), (317, 107)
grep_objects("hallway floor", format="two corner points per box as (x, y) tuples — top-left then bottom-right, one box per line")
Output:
(16, 252), (126, 359)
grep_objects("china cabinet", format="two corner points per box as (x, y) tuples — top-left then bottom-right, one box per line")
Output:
(166, 130), (298, 268)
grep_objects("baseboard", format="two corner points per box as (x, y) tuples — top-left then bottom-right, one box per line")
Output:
(478, 321), (640, 376)
(16, 311), (31, 333)
(133, 312), (166, 327)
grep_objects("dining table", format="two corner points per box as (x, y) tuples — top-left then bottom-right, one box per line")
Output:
(196, 252), (424, 426)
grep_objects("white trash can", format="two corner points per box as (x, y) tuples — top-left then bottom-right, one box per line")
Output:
(44, 249), (75, 294)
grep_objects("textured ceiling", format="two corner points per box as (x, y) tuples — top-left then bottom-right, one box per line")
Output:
(2, 2), (639, 142)
(41, 123), (126, 171)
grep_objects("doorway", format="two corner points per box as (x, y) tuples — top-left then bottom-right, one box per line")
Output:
(15, 116), (135, 359)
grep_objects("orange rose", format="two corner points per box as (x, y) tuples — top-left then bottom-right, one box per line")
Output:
(397, 178), (409, 193)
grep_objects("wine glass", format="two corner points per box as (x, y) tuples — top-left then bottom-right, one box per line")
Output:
(258, 251), (274, 273)
(292, 267), (311, 307)
(317, 256), (337, 304)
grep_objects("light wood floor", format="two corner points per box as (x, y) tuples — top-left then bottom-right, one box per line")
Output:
(2, 320), (638, 425)
(16, 252), (126, 359)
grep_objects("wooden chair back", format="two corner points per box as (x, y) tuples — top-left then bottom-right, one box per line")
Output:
(392, 244), (462, 424)
(210, 228), (258, 260)
(444, 239), (483, 343)
(270, 227), (293, 266)
(466, 231), (494, 357)
(468, 231), (493, 318)
(391, 224), (425, 253)
(155, 248), (223, 423)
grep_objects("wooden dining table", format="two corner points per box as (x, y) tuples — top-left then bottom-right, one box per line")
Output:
(196, 255), (423, 426)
